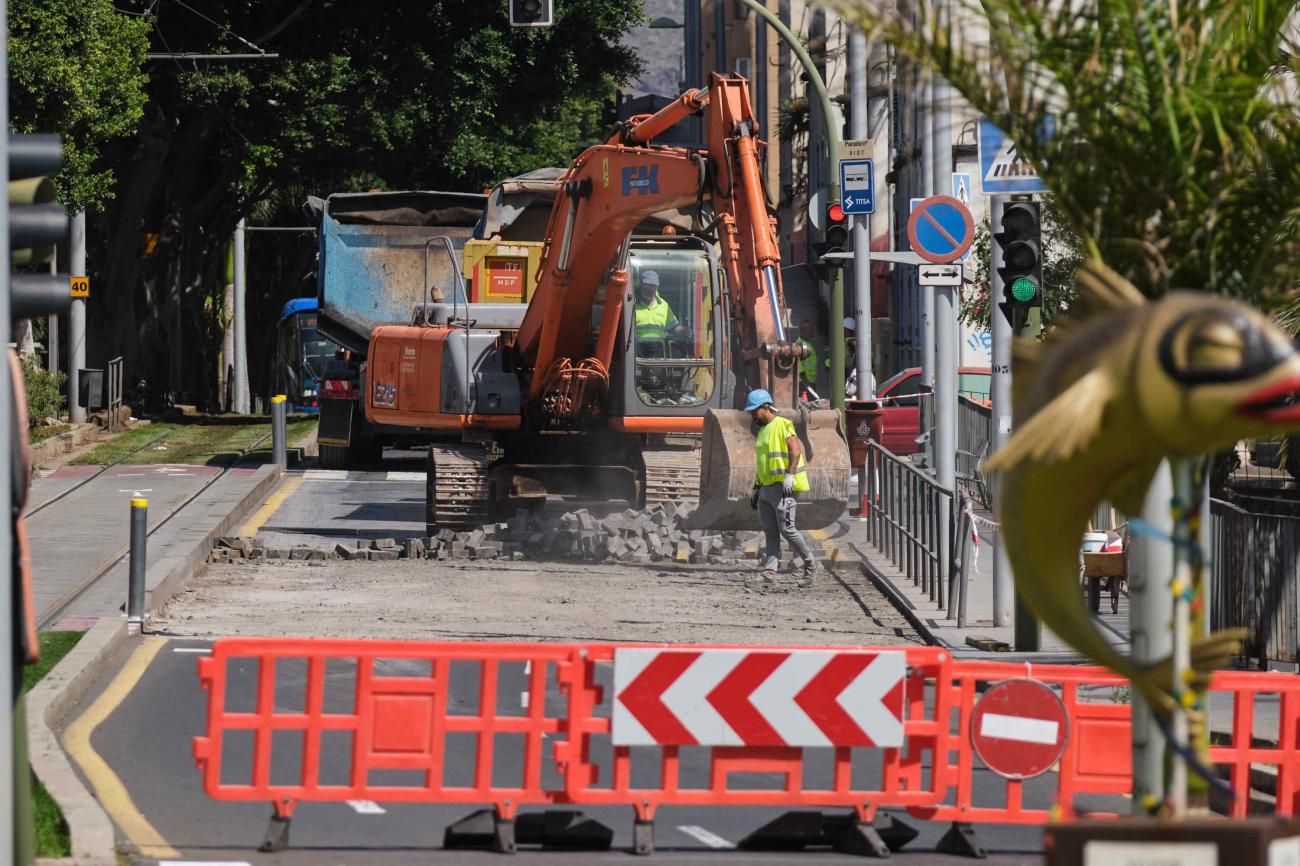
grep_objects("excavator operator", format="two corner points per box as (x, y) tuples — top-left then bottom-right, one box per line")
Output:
(633, 270), (688, 348)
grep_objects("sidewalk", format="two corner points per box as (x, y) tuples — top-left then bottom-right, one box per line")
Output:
(837, 506), (1283, 745)
(837, 502), (1130, 659)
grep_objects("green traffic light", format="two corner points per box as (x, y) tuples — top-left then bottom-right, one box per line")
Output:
(1010, 276), (1038, 303)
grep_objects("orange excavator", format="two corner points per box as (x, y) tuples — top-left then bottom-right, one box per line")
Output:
(363, 74), (849, 531)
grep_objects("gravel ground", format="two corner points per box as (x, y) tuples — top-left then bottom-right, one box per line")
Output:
(152, 557), (923, 645)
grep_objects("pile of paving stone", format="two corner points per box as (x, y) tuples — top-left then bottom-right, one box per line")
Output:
(208, 502), (768, 567)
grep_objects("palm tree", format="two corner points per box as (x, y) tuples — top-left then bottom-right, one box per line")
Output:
(835, 0), (1300, 303)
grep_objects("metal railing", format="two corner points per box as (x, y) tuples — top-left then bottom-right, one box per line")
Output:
(1210, 498), (1300, 666)
(107, 356), (124, 432)
(864, 439), (957, 610)
(957, 395), (991, 507)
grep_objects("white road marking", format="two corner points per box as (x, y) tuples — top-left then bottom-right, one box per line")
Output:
(520, 690), (530, 709)
(346, 800), (386, 814)
(172, 647), (211, 654)
(677, 825), (734, 849)
(979, 711), (1060, 745)
(384, 471), (425, 482)
(304, 469), (349, 481)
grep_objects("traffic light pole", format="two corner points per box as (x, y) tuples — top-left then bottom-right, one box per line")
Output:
(69, 211), (85, 424)
(0, 8), (15, 858)
(989, 197), (1014, 629)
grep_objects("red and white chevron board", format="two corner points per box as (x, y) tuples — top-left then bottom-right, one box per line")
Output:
(611, 649), (905, 748)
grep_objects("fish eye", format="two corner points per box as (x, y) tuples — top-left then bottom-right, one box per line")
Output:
(1158, 307), (1292, 385)
(1177, 319), (1245, 373)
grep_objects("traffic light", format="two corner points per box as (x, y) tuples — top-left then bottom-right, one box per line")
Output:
(509, 0), (553, 26)
(994, 200), (1042, 311)
(813, 201), (849, 272)
(10, 134), (69, 322)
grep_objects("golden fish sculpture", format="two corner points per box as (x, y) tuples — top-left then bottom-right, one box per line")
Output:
(984, 260), (1300, 715)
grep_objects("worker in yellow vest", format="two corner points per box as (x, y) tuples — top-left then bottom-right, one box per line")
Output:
(634, 270), (686, 345)
(795, 319), (819, 393)
(745, 388), (817, 588)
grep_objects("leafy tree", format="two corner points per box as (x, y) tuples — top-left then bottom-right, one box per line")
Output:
(960, 199), (1084, 330)
(8, 0), (150, 210)
(80, 0), (644, 408)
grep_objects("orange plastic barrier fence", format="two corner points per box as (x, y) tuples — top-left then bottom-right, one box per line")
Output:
(193, 638), (1300, 853)
(904, 660), (1300, 827)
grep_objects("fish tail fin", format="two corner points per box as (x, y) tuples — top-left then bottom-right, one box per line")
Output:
(1131, 629), (1246, 718)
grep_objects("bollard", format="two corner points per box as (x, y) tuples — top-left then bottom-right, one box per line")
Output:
(127, 497), (147, 635)
(271, 394), (288, 469)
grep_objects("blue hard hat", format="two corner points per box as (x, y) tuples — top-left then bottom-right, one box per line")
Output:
(744, 389), (774, 412)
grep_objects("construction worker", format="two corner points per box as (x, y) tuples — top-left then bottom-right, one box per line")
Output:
(745, 388), (817, 587)
(795, 319), (819, 392)
(634, 270), (686, 344)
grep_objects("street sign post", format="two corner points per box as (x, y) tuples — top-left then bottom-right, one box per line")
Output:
(839, 159), (874, 215)
(977, 118), (1048, 194)
(919, 264), (962, 287)
(970, 679), (1069, 779)
(906, 195), (975, 264)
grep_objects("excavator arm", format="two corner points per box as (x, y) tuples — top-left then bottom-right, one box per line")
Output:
(517, 72), (848, 527)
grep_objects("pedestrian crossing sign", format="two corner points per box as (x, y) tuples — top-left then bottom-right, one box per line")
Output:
(977, 118), (1047, 194)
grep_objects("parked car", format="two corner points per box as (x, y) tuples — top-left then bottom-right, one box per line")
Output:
(873, 366), (991, 455)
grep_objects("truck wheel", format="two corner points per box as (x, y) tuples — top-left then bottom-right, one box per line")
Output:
(320, 443), (349, 470)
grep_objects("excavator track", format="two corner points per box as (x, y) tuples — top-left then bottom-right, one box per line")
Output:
(642, 448), (701, 506)
(426, 445), (492, 533)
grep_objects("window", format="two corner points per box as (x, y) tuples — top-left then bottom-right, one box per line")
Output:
(628, 247), (716, 407)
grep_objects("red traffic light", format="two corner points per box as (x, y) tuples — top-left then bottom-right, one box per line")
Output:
(828, 202), (846, 224)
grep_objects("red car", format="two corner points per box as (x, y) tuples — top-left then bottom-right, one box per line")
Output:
(874, 366), (991, 455)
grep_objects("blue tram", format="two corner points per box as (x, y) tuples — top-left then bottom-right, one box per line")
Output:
(271, 298), (336, 414)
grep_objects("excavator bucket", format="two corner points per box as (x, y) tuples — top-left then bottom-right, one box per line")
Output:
(687, 407), (850, 530)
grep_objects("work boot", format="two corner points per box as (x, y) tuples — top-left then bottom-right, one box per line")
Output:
(795, 559), (817, 588)
(745, 569), (779, 591)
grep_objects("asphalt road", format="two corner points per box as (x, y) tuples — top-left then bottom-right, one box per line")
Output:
(85, 636), (1066, 865)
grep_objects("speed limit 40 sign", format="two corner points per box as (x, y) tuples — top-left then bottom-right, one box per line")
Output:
(70, 276), (88, 298)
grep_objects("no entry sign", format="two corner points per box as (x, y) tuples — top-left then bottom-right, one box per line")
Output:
(970, 679), (1069, 779)
(907, 194), (975, 264)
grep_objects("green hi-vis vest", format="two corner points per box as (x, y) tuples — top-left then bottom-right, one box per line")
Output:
(635, 297), (673, 340)
(755, 415), (810, 491)
(796, 337), (818, 382)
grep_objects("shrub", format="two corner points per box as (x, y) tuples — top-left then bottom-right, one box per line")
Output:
(20, 354), (65, 427)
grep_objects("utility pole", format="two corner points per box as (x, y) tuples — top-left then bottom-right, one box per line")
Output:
(919, 75), (935, 389)
(69, 211), (85, 424)
(233, 218), (249, 414)
(930, 53), (957, 607)
(734, 0), (842, 407)
(1130, 462), (1174, 811)
(849, 31), (873, 397)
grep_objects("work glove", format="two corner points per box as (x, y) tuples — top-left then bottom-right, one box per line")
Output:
(749, 487), (760, 510)
(782, 473), (795, 494)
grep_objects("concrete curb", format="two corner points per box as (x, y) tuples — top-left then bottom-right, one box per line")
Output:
(29, 461), (284, 866)
(27, 618), (126, 866)
(29, 424), (101, 467)
(850, 540), (944, 648)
